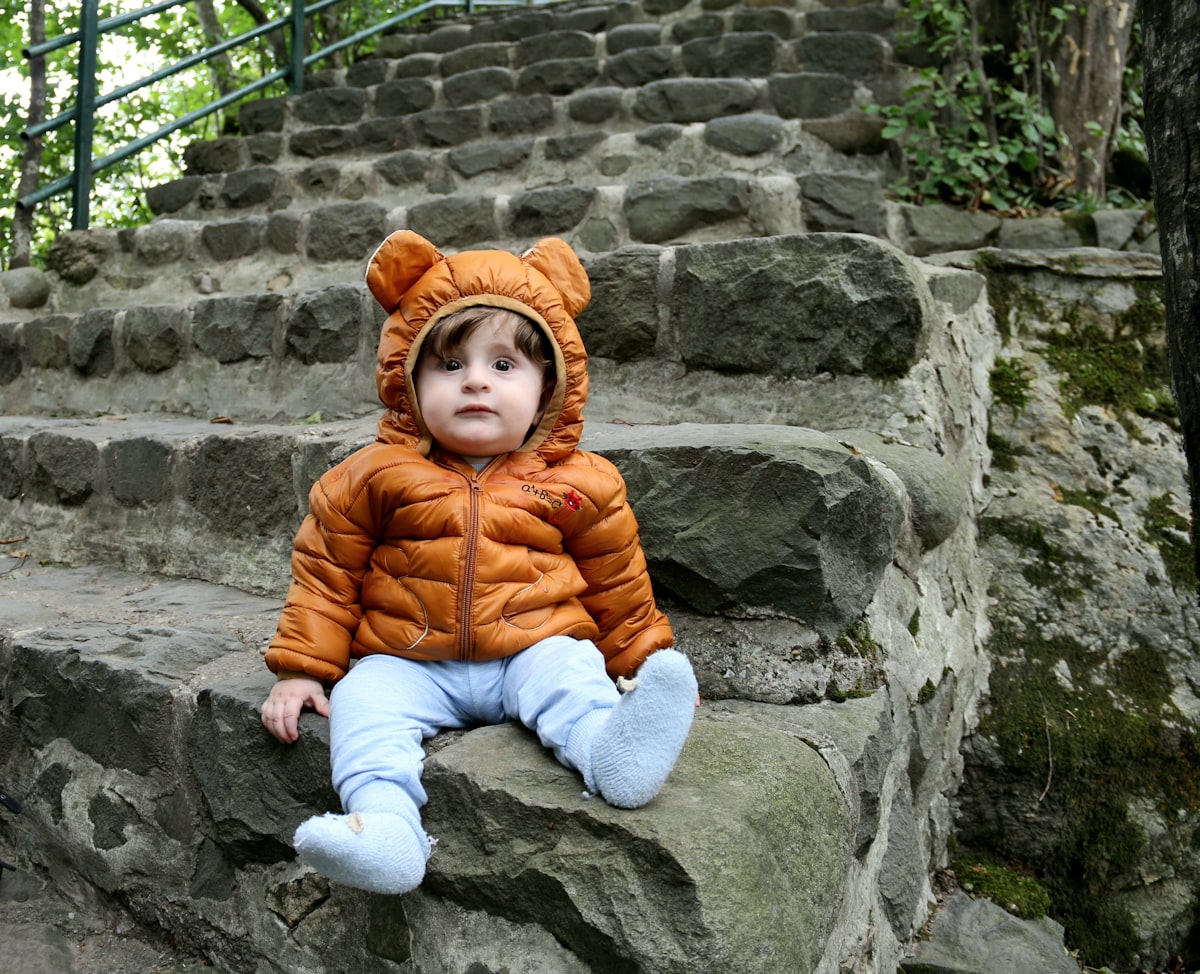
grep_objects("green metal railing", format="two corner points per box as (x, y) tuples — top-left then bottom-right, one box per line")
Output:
(18, 0), (544, 230)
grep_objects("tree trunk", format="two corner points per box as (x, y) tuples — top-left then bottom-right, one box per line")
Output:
(1049, 0), (1136, 200)
(233, 0), (289, 71)
(11, 0), (46, 270)
(194, 0), (237, 98)
(1142, 0), (1200, 588)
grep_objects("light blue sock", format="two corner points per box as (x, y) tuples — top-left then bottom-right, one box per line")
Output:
(294, 781), (431, 895)
(571, 649), (697, 809)
(294, 810), (431, 895)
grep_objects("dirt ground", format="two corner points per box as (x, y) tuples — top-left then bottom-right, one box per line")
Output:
(1, 864), (217, 974)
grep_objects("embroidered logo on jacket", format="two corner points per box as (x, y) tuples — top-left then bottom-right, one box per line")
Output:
(524, 484), (584, 525)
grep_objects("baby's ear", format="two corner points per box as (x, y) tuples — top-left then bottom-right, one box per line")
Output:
(366, 231), (443, 313)
(522, 238), (591, 318)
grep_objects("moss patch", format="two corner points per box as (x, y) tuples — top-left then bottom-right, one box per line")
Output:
(974, 624), (1200, 966)
(981, 516), (1084, 602)
(1141, 492), (1198, 592)
(990, 356), (1035, 417)
(950, 852), (1052, 919)
(1059, 487), (1119, 523)
(1039, 285), (1175, 430)
(986, 430), (1027, 474)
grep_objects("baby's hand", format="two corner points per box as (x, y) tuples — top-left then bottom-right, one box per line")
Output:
(262, 677), (330, 744)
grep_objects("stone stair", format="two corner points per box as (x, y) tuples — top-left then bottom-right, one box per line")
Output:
(0, 2), (1006, 973)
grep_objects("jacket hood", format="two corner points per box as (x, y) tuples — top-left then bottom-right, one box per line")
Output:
(366, 231), (591, 463)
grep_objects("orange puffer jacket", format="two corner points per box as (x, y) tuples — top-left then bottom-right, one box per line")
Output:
(266, 231), (673, 684)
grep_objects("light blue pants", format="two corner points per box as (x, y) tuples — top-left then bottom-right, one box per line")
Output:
(328, 635), (619, 827)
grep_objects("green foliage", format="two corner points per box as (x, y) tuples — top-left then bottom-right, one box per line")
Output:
(1, 0), (418, 269)
(867, 0), (1146, 211)
(866, 0), (1070, 209)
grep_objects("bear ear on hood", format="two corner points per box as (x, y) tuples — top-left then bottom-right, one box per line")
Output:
(366, 230), (444, 314)
(522, 238), (591, 318)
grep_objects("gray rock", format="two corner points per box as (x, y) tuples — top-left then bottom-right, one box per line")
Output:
(899, 204), (1002, 257)
(238, 97), (286, 134)
(516, 58), (601, 96)
(145, 175), (204, 215)
(135, 220), (194, 266)
(544, 131), (608, 160)
(633, 78), (759, 123)
(0, 323), (19, 384)
(681, 31), (780, 77)
(27, 431), (98, 505)
(515, 30), (596, 66)
(375, 77), (438, 117)
(587, 423), (906, 636)
(285, 283), (368, 364)
(577, 246), (662, 360)
(671, 14), (723, 43)
(406, 195), (499, 247)
(605, 45), (676, 86)
(288, 125), (363, 159)
(295, 87), (366, 125)
(422, 24), (473, 54)
(220, 165), (282, 209)
(830, 429), (967, 551)
(46, 230), (114, 286)
(509, 185), (596, 237)
(373, 150), (431, 186)
(769, 72), (854, 118)
(475, 7), (556, 41)
(193, 293), (281, 363)
(183, 136), (247, 174)
(704, 113), (783, 155)
(123, 307), (183, 373)
(487, 94), (555, 135)
(796, 31), (890, 78)
(410, 106), (484, 146)
(304, 201), (387, 262)
(800, 172), (887, 236)
(448, 138), (534, 177)
(439, 43), (509, 78)
(443, 66), (514, 106)
(422, 707), (852, 973)
(202, 217), (267, 261)
(624, 175), (750, 243)
(732, 6), (796, 37)
(568, 86), (623, 122)
(69, 308), (117, 376)
(606, 23), (664, 54)
(802, 116), (889, 155)
(901, 892), (1079, 974)
(671, 234), (933, 379)
(108, 436), (172, 505)
(22, 315), (70, 369)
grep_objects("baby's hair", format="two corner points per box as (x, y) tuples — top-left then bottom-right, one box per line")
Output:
(421, 306), (554, 378)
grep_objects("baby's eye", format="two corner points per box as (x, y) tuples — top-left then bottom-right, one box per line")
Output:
(493, 359), (515, 372)
(440, 358), (463, 372)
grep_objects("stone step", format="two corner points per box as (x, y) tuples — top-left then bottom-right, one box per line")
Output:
(0, 554), (911, 972)
(45, 169), (902, 316)
(1, 234), (972, 426)
(0, 415), (973, 683)
(153, 115), (890, 223)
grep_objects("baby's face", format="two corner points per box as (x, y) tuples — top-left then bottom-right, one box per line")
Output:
(414, 315), (548, 465)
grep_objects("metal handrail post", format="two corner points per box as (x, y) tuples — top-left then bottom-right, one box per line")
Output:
(72, 0), (100, 230)
(289, 0), (305, 96)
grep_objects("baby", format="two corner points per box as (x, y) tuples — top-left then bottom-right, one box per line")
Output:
(261, 231), (697, 894)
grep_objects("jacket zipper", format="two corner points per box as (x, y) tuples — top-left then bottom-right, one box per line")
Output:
(457, 472), (484, 660)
